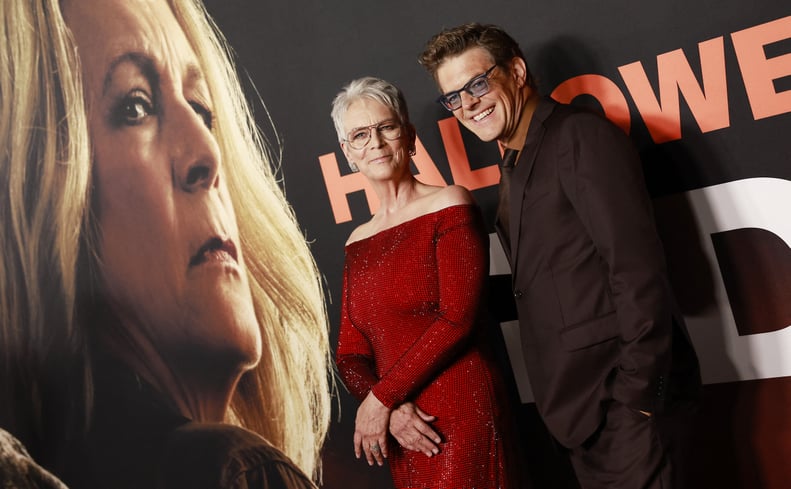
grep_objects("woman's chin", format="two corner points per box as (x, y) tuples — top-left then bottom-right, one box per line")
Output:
(200, 304), (260, 364)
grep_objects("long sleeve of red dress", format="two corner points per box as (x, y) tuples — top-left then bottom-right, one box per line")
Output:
(335, 262), (379, 400)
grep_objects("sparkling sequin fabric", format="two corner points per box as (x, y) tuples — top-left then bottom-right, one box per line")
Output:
(337, 204), (517, 489)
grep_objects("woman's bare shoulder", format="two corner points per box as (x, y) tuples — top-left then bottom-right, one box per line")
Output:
(346, 221), (373, 246)
(427, 184), (474, 210)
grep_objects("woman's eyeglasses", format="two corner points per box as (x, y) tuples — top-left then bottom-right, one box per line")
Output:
(344, 120), (402, 150)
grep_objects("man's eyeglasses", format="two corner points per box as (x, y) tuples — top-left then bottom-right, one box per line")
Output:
(437, 65), (498, 112)
(343, 120), (402, 150)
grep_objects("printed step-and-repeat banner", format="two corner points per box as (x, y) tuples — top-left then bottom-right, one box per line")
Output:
(203, 1), (790, 487)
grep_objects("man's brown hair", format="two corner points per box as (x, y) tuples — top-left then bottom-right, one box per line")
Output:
(419, 23), (536, 89)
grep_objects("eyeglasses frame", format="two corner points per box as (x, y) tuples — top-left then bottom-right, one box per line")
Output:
(342, 120), (403, 150)
(436, 65), (498, 112)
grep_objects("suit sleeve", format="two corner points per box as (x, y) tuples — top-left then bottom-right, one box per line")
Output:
(556, 113), (673, 412)
(335, 261), (380, 401)
(368, 206), (489, 409)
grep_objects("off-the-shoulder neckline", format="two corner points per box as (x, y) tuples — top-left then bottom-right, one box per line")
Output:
(345, 203), (475, 247)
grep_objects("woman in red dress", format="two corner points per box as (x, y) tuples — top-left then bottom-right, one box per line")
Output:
(331, 76), (519, 488)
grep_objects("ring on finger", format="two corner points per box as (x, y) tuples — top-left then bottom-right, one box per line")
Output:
(370, 442), (381, 454)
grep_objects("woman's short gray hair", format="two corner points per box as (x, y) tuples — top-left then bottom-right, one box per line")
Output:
(330, 76), (411, 143)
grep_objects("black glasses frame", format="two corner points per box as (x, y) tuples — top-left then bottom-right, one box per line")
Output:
(437, 65), (498, 111)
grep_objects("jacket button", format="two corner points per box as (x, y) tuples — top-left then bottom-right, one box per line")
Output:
(513, 290), (523, 299)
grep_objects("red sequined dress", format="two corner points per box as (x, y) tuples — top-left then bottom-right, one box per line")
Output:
(336, 204), (517, 489)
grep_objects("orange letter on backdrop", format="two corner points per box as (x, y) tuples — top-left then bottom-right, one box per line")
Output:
(318, 153), (379, 224)
(732, 16), (791, 120)
(437, 117), (500, 190)
(550, 74), (632, 134)
(619, 36), (729, 144)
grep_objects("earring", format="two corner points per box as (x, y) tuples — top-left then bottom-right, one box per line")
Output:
(409, 147), (416, 157)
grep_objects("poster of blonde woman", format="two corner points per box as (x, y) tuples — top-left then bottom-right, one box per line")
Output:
(0, 1), (330, 487)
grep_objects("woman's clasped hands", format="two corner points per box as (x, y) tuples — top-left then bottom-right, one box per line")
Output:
(353, 392), (442, 467)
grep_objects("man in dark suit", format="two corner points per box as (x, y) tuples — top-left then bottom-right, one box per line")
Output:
(419, 23), (701, 489)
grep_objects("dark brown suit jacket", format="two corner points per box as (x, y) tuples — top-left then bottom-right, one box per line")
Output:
(497, 97), (700, 448)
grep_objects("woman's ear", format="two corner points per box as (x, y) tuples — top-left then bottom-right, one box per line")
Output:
(340, 142), (359, 172)
(407, 124), (417, 156)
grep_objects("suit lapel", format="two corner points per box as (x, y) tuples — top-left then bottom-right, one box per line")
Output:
(509, 98), (556, 271)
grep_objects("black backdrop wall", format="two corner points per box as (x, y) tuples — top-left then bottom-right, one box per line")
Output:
(203, 1), (791, 487)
